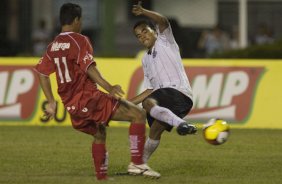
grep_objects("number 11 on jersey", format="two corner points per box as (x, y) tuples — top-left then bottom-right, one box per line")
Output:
(54, 57), (72, 83)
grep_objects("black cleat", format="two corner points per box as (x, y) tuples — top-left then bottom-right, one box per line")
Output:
(176, 122), (197, 136)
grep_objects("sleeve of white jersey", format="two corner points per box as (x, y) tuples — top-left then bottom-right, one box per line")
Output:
(156, 24), (176, 45)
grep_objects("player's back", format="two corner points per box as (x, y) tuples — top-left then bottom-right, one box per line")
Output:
(46, 32), (96, 106)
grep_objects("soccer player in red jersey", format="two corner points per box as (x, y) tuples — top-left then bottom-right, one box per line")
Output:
(34, 3), (159, 180)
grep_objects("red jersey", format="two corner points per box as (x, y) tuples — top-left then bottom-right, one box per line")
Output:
(35, 32), (96, 107)
(35, 32), (119, 135)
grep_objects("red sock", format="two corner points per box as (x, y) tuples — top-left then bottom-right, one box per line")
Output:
(129, 123), (146, 165)
(92, 143), (108, 180)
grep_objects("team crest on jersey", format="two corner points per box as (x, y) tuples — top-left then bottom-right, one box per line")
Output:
(83, 52), (93, 63)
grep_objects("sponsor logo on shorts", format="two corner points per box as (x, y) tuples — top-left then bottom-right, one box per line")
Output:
(82, 107), (88, 112)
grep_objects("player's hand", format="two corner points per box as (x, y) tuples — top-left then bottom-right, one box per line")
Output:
(132, 1), (144, 16)
(43, 101), (57, 120)
(109, 85), (125, 100)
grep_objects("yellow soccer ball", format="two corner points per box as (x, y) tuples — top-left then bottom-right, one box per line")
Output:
(203, 118), (230, 145)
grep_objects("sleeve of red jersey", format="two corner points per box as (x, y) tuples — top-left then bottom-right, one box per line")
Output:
(78, 36), (96, 72)
(34, 52), (56, 76)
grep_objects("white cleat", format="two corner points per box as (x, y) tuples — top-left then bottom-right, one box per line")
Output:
(127, 162), (161, 179)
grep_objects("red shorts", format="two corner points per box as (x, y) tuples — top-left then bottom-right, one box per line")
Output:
(67, 90), (120, 135)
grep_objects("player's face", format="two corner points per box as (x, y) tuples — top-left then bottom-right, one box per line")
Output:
(134, 24), (157, 49)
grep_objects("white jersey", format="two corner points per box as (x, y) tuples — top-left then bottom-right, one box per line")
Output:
(142, 24), (193, 100)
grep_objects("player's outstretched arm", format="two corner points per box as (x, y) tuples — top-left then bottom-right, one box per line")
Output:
(87, 64), (124, 99)
(132, 1), (169, 33)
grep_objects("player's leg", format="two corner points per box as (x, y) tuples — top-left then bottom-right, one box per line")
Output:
(111, 99), (146, 165)
(111, 99), (146, 122)
(91, 124), (109, 180)
(142, 98), (187, 127)
(143, 120), (166, 163)
(69, 116), (109, 180)
(111, 99), (160, 178)
(142, 89), (197, 135)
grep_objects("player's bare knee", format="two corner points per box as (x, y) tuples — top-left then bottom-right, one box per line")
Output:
(132, 107), (146, 123)
(93, 132), (106, 142)
(93, 125), (106, 142)
(142, 98), (157, 112)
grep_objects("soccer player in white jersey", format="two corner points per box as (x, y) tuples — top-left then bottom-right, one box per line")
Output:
(130, 2), (197, 175)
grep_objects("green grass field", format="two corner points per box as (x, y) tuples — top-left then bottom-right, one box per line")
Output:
(1, 126), (282, 184)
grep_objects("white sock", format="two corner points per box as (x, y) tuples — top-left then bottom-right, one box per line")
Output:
(143, 138), (160, 163)
(149, 105), (185, 127)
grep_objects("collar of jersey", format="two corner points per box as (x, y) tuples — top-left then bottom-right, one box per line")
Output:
(60, 32), (74, 35)
(147, 46), (155, 55)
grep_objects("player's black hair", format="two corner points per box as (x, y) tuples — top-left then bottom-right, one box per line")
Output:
(133, 20), (156, 31)
(60, 3), (82, 26)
